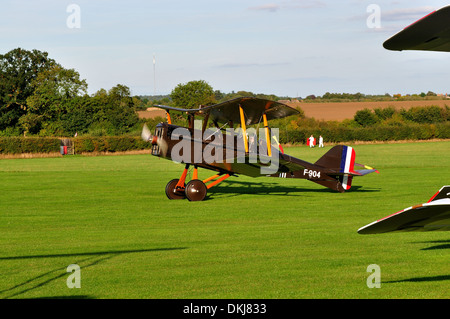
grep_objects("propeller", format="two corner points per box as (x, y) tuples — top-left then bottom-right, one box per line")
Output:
(141, 124), (168, 156)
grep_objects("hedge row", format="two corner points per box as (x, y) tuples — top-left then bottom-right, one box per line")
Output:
(279, 122), (450, 144)
(0, 136), (149, 154)
(73, 136), (148, 153)
(0, 137), (61, 154)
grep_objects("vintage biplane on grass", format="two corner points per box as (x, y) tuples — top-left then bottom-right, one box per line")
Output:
(141, 97), (378, 201)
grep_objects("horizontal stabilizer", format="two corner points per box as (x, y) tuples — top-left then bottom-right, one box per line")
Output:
(354, 169), (378, 176)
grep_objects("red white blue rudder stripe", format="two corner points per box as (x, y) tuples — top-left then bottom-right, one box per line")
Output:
(340, 146), (355, 190)
(340, 146), (355, 173)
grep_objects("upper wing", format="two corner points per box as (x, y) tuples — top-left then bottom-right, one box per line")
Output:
(155, 97), (300, 126)
(358, 186), (450, 234)
(383, 5), (450, 52)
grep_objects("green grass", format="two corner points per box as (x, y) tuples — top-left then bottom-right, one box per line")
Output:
(0, 141), (449, 299)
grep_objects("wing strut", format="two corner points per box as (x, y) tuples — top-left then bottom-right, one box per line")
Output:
(239, 105), (249, 153)
(263, 113), (272, 157)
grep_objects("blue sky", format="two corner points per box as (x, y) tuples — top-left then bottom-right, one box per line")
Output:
(2, 0), (449, 97)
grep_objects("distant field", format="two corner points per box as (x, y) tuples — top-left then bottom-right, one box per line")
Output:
(287, 100), (450, 121)
(138, 100), (450, 122)
(0, 141), (449, 299)
(138, 108), (166, 119)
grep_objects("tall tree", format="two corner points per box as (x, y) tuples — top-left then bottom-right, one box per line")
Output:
(0, 48), (56, 129)
(170, 80), (215, 109)
(23, 64), (88, 135)
(87, 84), (139, 135)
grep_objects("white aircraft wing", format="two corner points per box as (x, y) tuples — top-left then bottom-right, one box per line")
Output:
(358, 186), (450, 234)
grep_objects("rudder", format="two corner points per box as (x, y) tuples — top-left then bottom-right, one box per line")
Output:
(314, 145), (356, 191)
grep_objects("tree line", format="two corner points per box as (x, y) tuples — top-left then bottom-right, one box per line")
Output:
(302, 91), (447, 102)
(0, 48), (140, 137)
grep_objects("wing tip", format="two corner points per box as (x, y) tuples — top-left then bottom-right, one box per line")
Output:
(383, 5), (450, 52)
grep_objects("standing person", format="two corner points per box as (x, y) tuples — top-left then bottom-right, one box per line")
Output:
(319, 135), (324, 148)
(309, 135), (315, 148)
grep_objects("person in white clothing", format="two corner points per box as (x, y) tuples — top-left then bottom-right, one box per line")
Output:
(319, 135), (324, 148)
(309, 135), (315, 148)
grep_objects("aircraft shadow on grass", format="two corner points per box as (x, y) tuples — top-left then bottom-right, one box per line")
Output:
(0, 247), (187, 299)
(384, 240), (450, 285)
(206, 179), (380, 199)
(416, 240), (450, 251)
(385, 275), (450, 284)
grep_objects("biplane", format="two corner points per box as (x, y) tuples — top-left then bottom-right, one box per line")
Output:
(358, 186), (450, 234)
(141, 97), (378, 201)
(357, 5), (450, 234)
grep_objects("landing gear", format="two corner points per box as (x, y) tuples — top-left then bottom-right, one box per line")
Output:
(185, 180), (207, 202)
(165, 179), (186, 200)
(164, 164), (231, 201)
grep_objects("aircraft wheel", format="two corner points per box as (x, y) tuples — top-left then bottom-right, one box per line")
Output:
(185, 179), (207, 201)
(165, 179), (186, 200)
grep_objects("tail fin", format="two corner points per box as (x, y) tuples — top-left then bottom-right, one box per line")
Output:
(427, 185), (450, 202)
(315, 145), (355, 173)
(314, 145), (356, 191)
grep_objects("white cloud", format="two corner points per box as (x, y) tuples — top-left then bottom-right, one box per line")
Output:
(216, 62), (290, 68)
(248, 1), (325, 12)
(289, 0), (326, 9)
(248, 3), (280, 12)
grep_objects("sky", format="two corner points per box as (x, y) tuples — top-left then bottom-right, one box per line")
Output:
(1, 0), (449, 98)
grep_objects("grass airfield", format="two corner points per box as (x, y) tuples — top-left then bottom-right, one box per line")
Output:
(0, 141), (449, 299)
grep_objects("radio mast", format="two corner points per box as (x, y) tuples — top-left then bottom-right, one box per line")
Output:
(153, 54), (156, 96)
